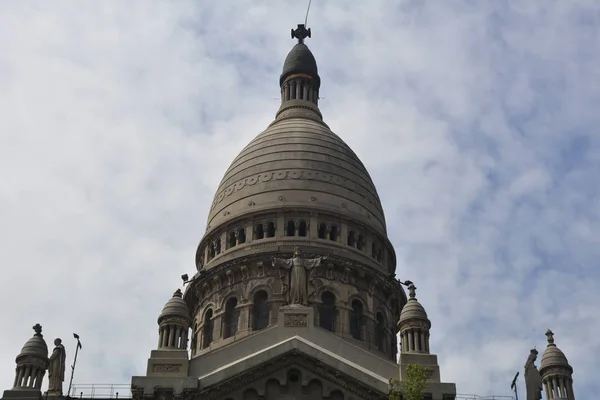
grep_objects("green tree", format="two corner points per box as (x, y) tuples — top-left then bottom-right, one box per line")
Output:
(389, 364), (429, 400)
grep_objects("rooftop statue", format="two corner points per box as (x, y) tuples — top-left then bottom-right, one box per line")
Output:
(524, 348), (543, 400)
(47, 338), (66, 395)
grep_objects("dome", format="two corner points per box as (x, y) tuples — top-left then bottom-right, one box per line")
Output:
(280, 43), (319, 85)
(17, 325), (48, 360)
(540, 329), (572, 371)
(206, 117), (386, 235)
(158, 289), (190, 322)
(399, 284), (429, 325)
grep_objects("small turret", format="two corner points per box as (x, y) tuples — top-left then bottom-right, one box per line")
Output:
(397, 284), (456, 400)
(540, 329), (575, 400)
(2, 324), (49, 400)
(157, 289), (191, 350)
(398, 284), (431, 353)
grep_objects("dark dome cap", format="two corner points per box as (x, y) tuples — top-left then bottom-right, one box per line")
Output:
(158, 289), (191, 323)
(279, 24), (320, 86)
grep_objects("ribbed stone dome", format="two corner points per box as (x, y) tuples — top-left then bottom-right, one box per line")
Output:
(158, 289), (190, 322)
(399, 298), (428, 323)
(398, 284), (429, 325)
(541, 345), (570, 369)
(540, 330), (572, 371)
(17, 329), (48, 359)
(206, 117), (386, 235)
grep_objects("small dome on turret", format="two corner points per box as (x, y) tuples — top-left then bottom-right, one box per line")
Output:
(540, 329), (572, 371)
(17, 324), (48, 360)
(280, 24), (320, 86)
(399, 284), (430, 326)
(158, 289), (191, 322)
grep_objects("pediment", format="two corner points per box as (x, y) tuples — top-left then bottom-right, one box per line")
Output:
(198, 349), (389, 400)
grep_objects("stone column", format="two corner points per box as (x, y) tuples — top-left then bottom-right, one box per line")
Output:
(309, 213), (318, 239)
(340, 222), (348, 246)
(36, 368), (44, 389)
(277, 214), (285, 238)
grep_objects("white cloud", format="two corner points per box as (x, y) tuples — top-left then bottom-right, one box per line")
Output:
(0, 1), (598, 398)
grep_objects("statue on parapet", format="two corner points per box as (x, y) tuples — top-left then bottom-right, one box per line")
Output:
(524, 348), (543, 400)
(47, 338), (66, 396)
(273, 247), (327, 306)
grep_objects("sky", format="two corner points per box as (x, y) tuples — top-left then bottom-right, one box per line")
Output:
(0, 0), (599, 398)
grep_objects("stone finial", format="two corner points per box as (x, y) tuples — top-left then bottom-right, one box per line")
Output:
(546, 329), (555, 345)
(33, 323), (43, 337)
(407, 283), (417, 299)
(173, 289), (183, 298)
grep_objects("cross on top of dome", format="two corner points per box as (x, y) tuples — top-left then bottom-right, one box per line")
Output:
(291, 24), (311, 43)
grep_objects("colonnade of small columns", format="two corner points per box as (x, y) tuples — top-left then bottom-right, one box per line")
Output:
(158, 324), (189, 350)
(201, 213), (389, 269)
(13, 364), (45, 389)
(400, 327), (430, 354)
(281, 76), (319, 105)
(543, 376), (575, 400)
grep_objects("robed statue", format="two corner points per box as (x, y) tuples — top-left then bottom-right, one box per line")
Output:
(272, 247), (327, 305)
(524, 348), (543, 400)
(47, 338), (66, 395)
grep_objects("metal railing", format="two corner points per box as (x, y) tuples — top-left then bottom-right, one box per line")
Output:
(67, 384), (131, 399)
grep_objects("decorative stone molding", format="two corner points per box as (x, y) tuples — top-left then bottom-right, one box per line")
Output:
(283, 313), (308, 327)
(153, 364), (182, 373)
(210, 169), (383, 214)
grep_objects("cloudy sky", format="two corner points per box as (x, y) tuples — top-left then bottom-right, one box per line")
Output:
(1, 0), (598, 398)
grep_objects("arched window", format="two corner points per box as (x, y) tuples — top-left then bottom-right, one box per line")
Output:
(238, 228), (246, 244)
(209, 244), (216, 259)
(347, 231), (356, 247)
(350, 300), (364, 340)
(298, 221), (307, 237)
(376, 312), (386, 351)
(228, 232), (236, 249)
(216, 238), (222, 254)
(256, 224), (264, 239)
(252, 290), (269, 331)
(319, 291), (336, 332)
(266, 222), (275, 238)
(357, 235), (365, 251)
(329, 225), (338, 241)
(286, 220), (295, 236)
(376, 249), (382, 262)
(318, 223), (327, 239)
(371, 243), (377, 258)
(202, 309), (213, 348)
(223, 297), (238, 339)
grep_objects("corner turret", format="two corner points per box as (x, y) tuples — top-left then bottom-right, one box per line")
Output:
(1, 324), (49, 400)
(397, 284), (456, 400)
(540, 329), (575, 400)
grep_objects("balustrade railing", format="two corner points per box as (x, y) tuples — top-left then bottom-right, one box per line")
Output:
(67, 384), (131, 399)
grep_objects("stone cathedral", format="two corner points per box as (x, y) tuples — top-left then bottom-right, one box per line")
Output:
(1, 26), (578, 400)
